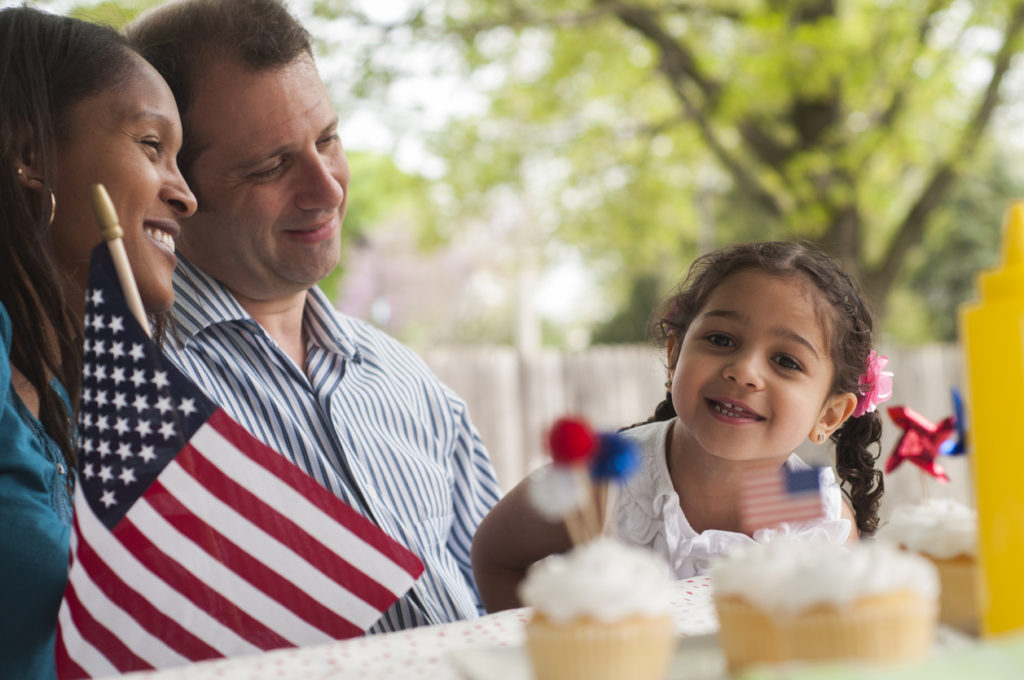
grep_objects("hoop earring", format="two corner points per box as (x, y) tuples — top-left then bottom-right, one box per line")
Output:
(47, 188), (56, 226)
(20, 172), (56, 226)
(817, 432), (825, 443)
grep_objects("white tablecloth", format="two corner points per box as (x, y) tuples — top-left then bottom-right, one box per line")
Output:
(118, 576), (718, 680)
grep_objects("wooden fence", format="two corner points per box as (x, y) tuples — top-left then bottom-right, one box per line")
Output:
(420, 343), (972, 519)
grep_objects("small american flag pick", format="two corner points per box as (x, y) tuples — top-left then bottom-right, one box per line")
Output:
(56, 245), (424, 678)
(739, 465), (824, 533)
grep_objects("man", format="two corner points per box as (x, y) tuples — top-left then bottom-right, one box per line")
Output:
(125, 0), (501, 632)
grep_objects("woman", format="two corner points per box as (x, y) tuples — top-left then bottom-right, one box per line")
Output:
(1, 7), (196, 677)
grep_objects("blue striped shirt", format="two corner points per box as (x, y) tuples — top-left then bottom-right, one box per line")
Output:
(165, 256), (501, 633)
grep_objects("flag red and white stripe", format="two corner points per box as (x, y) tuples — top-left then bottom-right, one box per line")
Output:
(56, 246), (423, 678)
(739, 464), (824, 533)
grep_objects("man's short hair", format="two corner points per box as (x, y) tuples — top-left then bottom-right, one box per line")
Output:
(125, 0), (313, 176)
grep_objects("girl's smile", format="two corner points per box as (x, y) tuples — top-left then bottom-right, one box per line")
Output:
(706, 397), (765, 423)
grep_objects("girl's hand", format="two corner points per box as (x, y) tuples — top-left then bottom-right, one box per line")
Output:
(471, 470), (575, 612)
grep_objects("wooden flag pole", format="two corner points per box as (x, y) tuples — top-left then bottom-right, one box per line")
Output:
(91, 184), (150, 337)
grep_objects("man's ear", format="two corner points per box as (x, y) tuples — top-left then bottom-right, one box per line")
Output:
(809, 392), (858, 444)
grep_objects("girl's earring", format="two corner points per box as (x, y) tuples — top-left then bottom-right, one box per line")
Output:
(664, 379), (672, 389)
(817, 432), (825, 443)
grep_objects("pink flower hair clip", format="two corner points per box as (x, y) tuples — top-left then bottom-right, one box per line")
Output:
(853, 350), (894, 418)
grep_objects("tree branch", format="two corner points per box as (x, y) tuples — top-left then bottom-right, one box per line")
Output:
(867, 2), (1024, 296)
(611, 3), (717, 97)
(438, 2), (740, 40)
(815, 0), (946, 192)
(611, 3), (785, 217)
(875, 0), (947, 129)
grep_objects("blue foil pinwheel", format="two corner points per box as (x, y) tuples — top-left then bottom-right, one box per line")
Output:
(938, 388), (967, 457)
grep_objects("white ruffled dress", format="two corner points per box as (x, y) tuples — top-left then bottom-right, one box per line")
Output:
(615, 419), (851, 579)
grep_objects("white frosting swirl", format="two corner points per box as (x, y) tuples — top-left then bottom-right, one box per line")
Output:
(877, 499), (977, 559)
(710, 538), (938, 614)
(518, 538), (675, 623)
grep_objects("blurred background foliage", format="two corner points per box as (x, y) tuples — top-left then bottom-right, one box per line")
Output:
(42, 0), (1024, 348)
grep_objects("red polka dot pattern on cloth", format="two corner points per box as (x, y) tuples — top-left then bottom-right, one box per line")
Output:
(118, 577), (717, 679)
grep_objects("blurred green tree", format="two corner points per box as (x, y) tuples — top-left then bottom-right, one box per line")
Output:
(322, 0), (1024, 340)
(55, 0), (1024, 343)
(66, 0), (149, 24)
(900, 144), (1016, 341)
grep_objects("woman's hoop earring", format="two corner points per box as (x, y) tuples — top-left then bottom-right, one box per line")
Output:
(19, 171), (56, 226)
(46, 187), (56, 226)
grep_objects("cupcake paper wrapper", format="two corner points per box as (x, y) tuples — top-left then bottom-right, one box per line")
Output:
(525, 613), (676, 680)
(715, 591), (937, 672)
(928, 554), (978, 634)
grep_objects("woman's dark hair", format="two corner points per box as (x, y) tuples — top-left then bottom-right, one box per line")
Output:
(0, 7), (139, 474)
(639, 241), (884, 535)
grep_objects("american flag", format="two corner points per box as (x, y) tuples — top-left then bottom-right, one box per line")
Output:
(739, 465), (824, 533)
(56, 245), (424, 679)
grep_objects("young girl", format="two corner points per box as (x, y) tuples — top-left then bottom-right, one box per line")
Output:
(471, 241), (886, 612)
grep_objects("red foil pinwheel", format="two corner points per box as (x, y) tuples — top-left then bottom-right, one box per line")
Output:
(885, 406), (955, 483)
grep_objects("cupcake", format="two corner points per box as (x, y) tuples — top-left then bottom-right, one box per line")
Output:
(878, 499), (978, 633)
(711, 539), (938, 672)
(517, 538), (677, 680)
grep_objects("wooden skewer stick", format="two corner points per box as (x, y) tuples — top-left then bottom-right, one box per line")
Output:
(91, 184), (150, 337)
(919, 470), (931, 502)
(573, 467), (602, 541)
(594, 480), (607, 531)
(563, 512), (587, 546)
(601, 483), (619, 538)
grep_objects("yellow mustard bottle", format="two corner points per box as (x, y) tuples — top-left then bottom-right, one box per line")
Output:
(960, 200), (1024, 636)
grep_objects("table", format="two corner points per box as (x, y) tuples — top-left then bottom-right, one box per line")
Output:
(119, 577), (719, 680)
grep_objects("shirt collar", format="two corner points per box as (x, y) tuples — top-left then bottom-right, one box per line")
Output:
(170, 255), (252, 345)
(170, 255), (360, 362)
(303, 285), (361, 361)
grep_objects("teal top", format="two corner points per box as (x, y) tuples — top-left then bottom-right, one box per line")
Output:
(0, 302), (73, 679)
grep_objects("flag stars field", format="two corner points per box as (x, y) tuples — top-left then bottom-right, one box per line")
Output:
(129, 343), (145, 362)
(76, 298), (200, 519)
